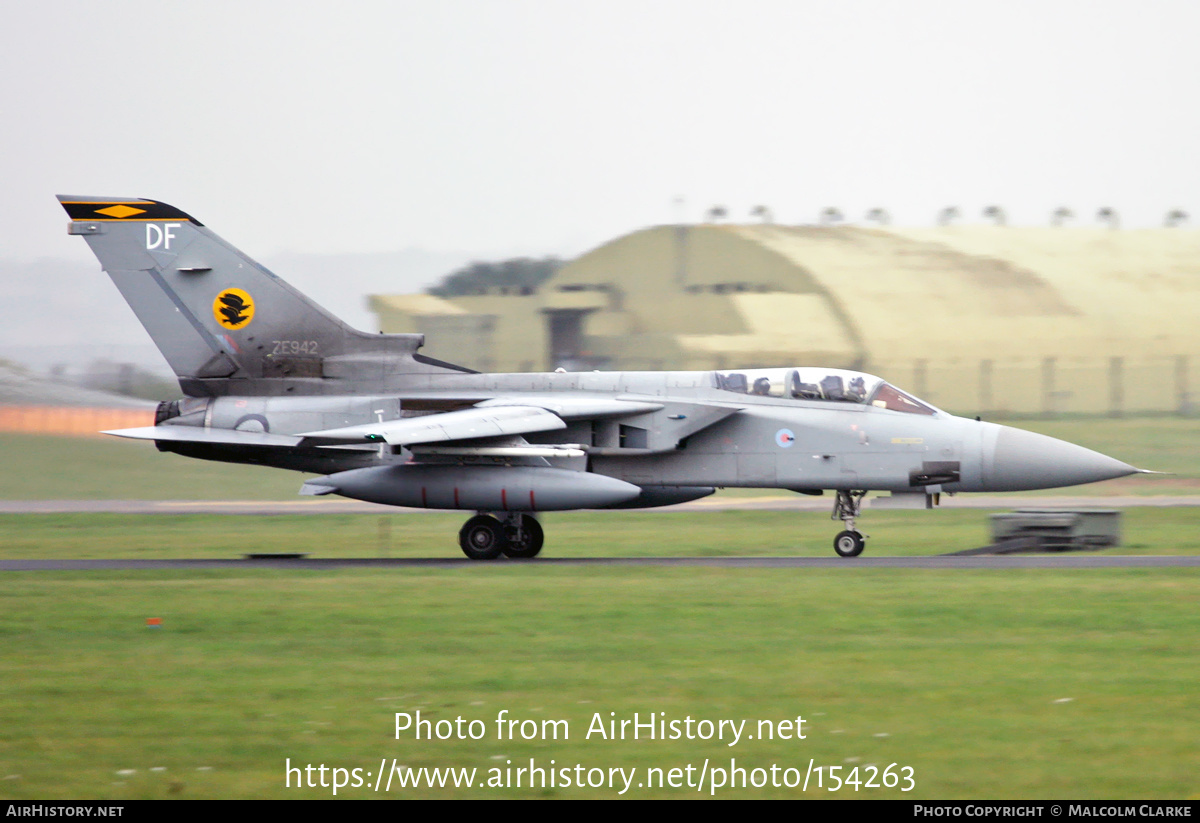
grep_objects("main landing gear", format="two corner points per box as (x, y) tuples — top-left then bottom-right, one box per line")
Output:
(832, 490), (867, 557)
(458, 512), (544, 560)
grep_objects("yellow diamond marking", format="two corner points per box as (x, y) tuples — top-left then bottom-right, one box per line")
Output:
(95, 205), (146, 219)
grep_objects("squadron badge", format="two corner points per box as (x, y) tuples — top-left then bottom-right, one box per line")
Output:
(213, 288), (254, 329)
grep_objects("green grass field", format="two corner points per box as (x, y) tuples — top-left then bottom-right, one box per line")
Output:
(0, 425), (1196, 799)
(0, 565), (1196, 799)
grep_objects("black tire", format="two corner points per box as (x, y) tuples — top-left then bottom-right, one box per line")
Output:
(833, 530), (865, 558)
(459, 515), (506, 560)
(502, 515), (544, 559)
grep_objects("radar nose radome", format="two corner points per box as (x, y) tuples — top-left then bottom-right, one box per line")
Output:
(987, 426), (1138, 491)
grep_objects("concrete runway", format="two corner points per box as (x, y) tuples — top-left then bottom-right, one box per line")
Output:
(3, 495), (1196, 571)
(2, 555), (1197, 570)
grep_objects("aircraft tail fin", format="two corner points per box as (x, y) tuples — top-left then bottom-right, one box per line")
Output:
(58, 196), (465, 396)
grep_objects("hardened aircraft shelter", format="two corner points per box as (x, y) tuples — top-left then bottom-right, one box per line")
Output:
(371, 224), (1200, 416)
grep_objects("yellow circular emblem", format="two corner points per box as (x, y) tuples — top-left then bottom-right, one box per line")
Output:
(213, 288), (254, 330)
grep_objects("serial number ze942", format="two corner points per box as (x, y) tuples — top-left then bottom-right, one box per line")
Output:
(272, 340), (319, 355)
(813, 763), (915, 792)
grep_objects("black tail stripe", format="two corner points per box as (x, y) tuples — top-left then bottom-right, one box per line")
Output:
(61, 200), (203, 225)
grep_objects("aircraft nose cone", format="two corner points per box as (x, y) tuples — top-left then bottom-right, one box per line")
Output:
(988, 426), (1138, 491)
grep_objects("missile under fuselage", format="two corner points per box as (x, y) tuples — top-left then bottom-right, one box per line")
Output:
(302, 464), (644, 511)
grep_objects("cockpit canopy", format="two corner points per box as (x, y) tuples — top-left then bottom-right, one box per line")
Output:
(714, 368), (937, 415)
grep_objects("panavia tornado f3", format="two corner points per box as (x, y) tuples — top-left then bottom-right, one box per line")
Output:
(58, 195), (1144, 559)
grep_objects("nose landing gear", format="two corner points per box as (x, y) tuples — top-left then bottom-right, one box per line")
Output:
(832, 490), (867, 557)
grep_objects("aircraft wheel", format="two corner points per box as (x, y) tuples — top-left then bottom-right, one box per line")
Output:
(459, 515), (506, 560)
(502, 515), (544, 559)
(833, 530), (866, 558)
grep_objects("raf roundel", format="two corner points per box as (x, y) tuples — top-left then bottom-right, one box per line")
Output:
(213, 288), (254, 330)
(775, 428), (796, 448)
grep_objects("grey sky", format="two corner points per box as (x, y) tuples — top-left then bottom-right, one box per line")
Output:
(3, 0), (1198, 265)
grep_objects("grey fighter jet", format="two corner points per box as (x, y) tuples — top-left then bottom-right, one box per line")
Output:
(58, 196), (1142, 558)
